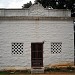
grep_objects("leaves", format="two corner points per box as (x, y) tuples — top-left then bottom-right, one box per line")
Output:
(34, 0), (75, 17)
(22, 0), (75, 17)
(22, 1), (32, 8)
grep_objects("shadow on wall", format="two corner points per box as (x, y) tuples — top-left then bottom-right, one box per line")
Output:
(74, 21), (75, 66)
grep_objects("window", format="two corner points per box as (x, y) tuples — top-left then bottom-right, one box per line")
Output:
(11, 42), (24, 55)
(51, 42), (62, 54)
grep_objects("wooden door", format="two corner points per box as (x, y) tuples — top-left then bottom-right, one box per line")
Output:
(31, 43), (43, 67)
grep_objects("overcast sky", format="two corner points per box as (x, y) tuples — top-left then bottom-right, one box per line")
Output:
(0, 0), (35, 8)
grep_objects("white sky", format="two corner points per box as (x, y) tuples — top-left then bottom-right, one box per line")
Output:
(0, 0), (35, 8)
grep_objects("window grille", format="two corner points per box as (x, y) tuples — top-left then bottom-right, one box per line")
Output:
(11, 42), (23, 55)
(51, 42), (62, 54)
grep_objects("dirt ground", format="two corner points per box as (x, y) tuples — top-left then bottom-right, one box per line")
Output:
(8, 72), (75, 75)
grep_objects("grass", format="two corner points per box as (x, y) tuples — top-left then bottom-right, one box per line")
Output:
(0, 66), (75, 75)
(0, 69), (31, 75)
(0, 71), (9, 75)
(44, 66), (75, 73)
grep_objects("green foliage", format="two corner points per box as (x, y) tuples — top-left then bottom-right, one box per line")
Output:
(0, 71), (9, 74)
(35, 0), (75, 8)
(34, 0), (75, 17)
(44, 67), (61, 72)
(23, 69), (31, 74)
(22, 0), (75, 17)
(44, 66), (75, 72)
(0, 69), (31, 74)
(22, 1), (32, 8)
(66, 66), (75, 70)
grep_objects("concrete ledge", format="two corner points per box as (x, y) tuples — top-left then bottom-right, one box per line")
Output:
(0, 16), (74, 21)
(31, 68), (44, 73)
(0, 67), (31, 71)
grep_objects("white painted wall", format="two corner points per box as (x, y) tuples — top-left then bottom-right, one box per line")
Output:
(0, 20), (74, 70)
(0, 3), (71, 17)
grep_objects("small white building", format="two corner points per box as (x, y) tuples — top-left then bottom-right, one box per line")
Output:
(0, 3), (74, 71)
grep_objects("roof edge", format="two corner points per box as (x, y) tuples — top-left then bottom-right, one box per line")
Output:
(0, 16), (74, 21)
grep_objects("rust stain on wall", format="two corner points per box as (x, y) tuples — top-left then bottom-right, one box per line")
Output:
(46, 62), (74, 68)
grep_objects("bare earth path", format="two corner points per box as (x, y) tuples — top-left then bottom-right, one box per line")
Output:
(9, 72), (75, 75)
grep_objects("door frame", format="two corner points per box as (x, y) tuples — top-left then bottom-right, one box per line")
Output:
(31, 42), (43, 67)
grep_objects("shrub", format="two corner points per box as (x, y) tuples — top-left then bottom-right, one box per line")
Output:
(44, 67), (61, 72)
(66, 66), (75, 70)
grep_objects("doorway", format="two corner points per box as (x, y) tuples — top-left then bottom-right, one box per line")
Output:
(31, 43), (43, 67)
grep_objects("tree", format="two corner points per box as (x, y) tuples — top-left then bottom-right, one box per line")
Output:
(22, 0), (75, 17)
(22, 1), (32, 8)
(34, 0), (75, 17)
